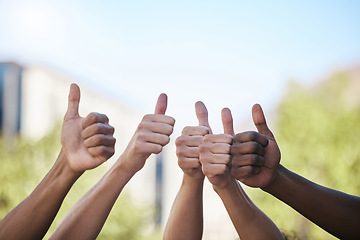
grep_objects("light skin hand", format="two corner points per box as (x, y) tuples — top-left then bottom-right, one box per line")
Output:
(61, 83), (116, 174)
(230, 104), (281, 188)
(0, 83), (116, 240)
(119, 93), (175, 175)
(163, 101), (211, 240)
(176, 101), (211, 179)
(199, 108), (234, 189)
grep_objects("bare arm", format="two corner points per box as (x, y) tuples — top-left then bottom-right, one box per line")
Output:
(200, 107), (283, 240)
(50, 93), (175, 240)
(214, 179), (284, 240)
(0, 83), (116, 240)
(163, 101), (211, 240)
(164, 174), (204, 240)
(232, 104), (360, 239)
(262, 164), (360, 240)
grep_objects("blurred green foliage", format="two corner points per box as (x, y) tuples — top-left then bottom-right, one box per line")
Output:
(247, 72), (360, 239)
(0, 125), (158, 239)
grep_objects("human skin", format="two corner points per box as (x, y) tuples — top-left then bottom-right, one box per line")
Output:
(199, 107), (284, 240)
(163, 101), (210, 240)
(50, 93), (175, 240)
(231, 103), (360, 239)
(0, 83), (116, 240)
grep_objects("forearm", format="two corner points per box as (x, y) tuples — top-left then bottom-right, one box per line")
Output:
(215, 179), (284, 240)
(50, 156), (135, 240)
(0, 150), (81, 240)
(163, 174), (204, 240)
(262, 164), (360, 239)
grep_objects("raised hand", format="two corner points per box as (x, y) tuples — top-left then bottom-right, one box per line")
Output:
(175, 101), (211, 179)
(230, 104), (280, 188)
(61, 83), (116, 173)
(120, 93), (175, 174)
(199, 108), (233, 188)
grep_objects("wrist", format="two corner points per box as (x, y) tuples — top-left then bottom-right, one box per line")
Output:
(113, 155), (137, 179)
(261, 164), (285, 193)
(212, 177), (237, 194)
(57, 149), (84, 180)
(183, 173), (205, 185)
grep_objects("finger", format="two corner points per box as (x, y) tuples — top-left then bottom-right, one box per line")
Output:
(233, 131), (269, 147)
(141, 132), (171, 146)
(64, 83), (80, 120)
(154, 93), (168, 115)
(231, 154), (265, 168)
(202, 134), (233, 144)
(231, 166), (261, 180)
(221, 108), (234, 136)
(230, 142), (265, 156)
(83, 134), (116, 148)
(195, 101), (212, 133)
(176, 145), (200, 159)
(82, 112), (110, 129)
(88, 146), (115, 161)
(175, 135), (204, 148)
(252, 104), (274, 139)
(81, 123), (115, 140)
(138, 120), (174, 136)
(142, 114), (175, 126)
(181, 126), (209, 136)
(200, 153), (231, 165)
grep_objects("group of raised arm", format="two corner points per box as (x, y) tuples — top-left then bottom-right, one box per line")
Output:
(164, 102), (360, 240)
(0, 83), (174, 240)
(0, 83), (359, 240)
(163, 102), (284, 240)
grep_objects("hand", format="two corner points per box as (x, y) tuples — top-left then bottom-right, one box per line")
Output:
(61, 83), (116, 173)
(176, 101), (211, 179)
(199, 108), (234, 189)
(230, 104), (281, 188)
(120, 93), (175, 174)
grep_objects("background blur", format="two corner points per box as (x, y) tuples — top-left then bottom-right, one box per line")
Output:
(1, 1), (360, 239)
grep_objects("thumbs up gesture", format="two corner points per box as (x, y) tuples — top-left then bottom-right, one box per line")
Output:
(120, 93), (175, 174)
(175, 101), (211, 179)
(61, 83), (116, 173)
(199, 108), (234, 189)
(230, 104), (281, 188)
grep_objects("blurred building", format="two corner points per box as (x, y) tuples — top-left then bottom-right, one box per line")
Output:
(0, 62), (22, 141)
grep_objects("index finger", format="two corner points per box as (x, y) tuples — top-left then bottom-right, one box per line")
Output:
(233, 131), (269, 147)
(82, 112), (110, 129)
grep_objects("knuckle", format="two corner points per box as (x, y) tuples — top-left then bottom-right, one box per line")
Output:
(108, 125), (115, 134)
(164, 136), (171, 145)
(142, 114), (152, 121)
(169, 117), (176, 126)
(248, 131), (258, 139)
(175, 136), (185, 146)
(153, 145), (163, 154)
(202, 134), (211, 142)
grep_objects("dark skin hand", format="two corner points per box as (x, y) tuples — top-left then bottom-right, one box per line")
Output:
(230, 104), (280, 188)
(230, 103), (360, 239)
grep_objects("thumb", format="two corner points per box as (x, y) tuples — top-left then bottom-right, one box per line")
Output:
(154, 93), (167, 115)
(64, 83), (80, 120)
(195, 101), (212, 133)
(252, 104), (274, 139)
(221, 108), (234, 135)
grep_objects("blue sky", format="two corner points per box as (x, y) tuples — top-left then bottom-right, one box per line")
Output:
(0, 0), (359, 133)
